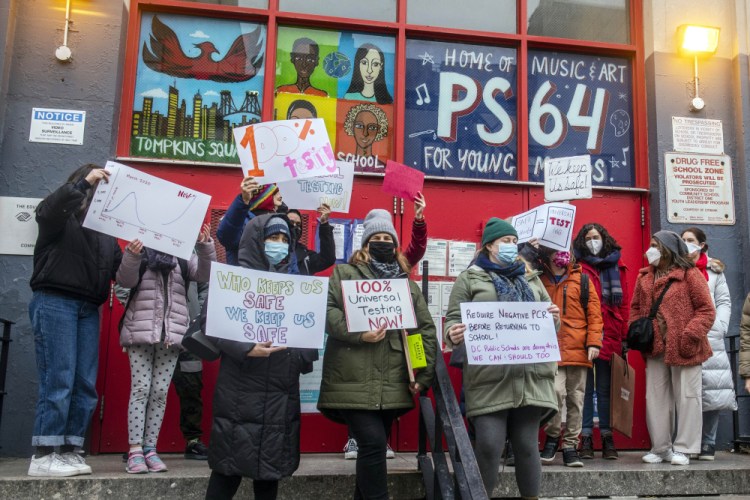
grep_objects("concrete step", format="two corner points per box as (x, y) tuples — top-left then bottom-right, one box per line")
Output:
(0, 452), (748, 499)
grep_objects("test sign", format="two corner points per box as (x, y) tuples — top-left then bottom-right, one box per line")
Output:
(341, 279), (417, 333)
(206, 262), (328, 349)
(511, 202), (577, 251)
(275, 160), (354, 212)
(460, 302), (560, 365)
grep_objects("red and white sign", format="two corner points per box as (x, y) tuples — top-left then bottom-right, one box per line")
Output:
(341, 279), (417, 333)
(665, 152), (735, 225)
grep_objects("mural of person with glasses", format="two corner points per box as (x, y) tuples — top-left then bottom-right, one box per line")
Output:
(277, 38), (328, 96)
(344, 43), (393, 104)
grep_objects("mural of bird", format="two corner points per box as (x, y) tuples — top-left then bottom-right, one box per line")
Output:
(142, 16), (264, 83)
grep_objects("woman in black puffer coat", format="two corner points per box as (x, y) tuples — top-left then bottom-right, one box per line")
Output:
(205, 214), (316, 500)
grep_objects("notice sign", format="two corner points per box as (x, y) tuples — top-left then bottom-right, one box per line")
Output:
(341, 279), (417, 332)
(0, 196), (41, 255)
(665, 152), (735, 225)
(460, 302), (560, 365)
(511, 203), (577, 251)
(672, 116), (724, 155)
(29, 108), (86, 145)
(543, 155), (592, 202)
(206, 262), (328, 349)
(276, 160), (354, 212)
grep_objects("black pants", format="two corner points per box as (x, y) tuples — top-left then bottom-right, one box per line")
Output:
(205, 471), (278, 500)
(172, 351), (204, 441)
(341, 410), (398, 500)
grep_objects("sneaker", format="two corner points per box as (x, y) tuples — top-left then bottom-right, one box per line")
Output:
(698, 444), (715, 461)
(642, 449), (674, 463)
(579, 435), (594, 459)
(184, 440), (209, 460)
(126, 451), (148, 474)
(386, 444), (396, 459)
(671, 451), (690, 465)
(343, 438), (358, 460)
(563, 447), (584, 467)
(60, 452), (92, 475)
(601, 432), (619, 460)
(28, 453), (80, 477)
(504, 441), (515, 466)
(540, 435), (559, 463)
(144, 450), (168, 472)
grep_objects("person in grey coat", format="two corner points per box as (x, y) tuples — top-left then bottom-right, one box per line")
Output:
(682, 228), (736, 460)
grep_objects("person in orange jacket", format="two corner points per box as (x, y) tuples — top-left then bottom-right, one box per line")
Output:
(535, 245), (604, 467)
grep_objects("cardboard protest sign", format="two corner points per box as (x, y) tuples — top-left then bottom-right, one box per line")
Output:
(382, 160), (425, 201)
(341, 279), (417, 332)
(206, 262), (328, 349)
(83, 161), (211, 261)
(276, 160), (354, 212)
(460, 302), (560, 365)
(544, 155), (592, 202)
(510, 202), (576, 252)
(233, 118), (336, 184)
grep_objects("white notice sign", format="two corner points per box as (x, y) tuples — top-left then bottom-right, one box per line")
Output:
(672, 116), (724, 155)
(83, 161), (212, 260)
(0, 196), (42, 255)
(460, 302), (560, 365)
(29, 108), (86, 145)
(418, 239), (448, 276)
(276, 161), (354, 212)
(448, 241), (476, 277)
(511, 203), (576, 251)
(341, 279), (417, 332)
(544, 155), (592, 202)
(665, 152), (735, 225)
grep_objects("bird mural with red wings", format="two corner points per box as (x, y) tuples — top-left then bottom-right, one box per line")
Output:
(142, 16), (264, 83)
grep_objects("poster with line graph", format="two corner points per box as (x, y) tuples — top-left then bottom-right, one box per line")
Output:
(83, 161), (211, 260)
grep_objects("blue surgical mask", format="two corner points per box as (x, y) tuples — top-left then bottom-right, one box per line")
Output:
(265, 241), (288, 265)
(496, 243), (518, 264)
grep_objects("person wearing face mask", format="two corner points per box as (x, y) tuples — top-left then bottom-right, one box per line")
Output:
(286, 205), (336, 276)
(537, 245), (604, 468)
(444, 218), (560, 499)
(204, 215), (312, 499)
(572, 223), (631, 460)
(680, 227), (735, 461)
(630, 231), (715, 466)
(318, 209), (437, 500)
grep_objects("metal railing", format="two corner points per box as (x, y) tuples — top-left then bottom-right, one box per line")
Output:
(0, 317), (14, 449)
(417, 262), (488, 500)
(726, 333), (750, 451)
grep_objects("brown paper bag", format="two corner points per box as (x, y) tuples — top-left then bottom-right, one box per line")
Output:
(610, 353), (636, 438)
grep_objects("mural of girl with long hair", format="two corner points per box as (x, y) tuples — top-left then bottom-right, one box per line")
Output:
(344, 43), (393, 104)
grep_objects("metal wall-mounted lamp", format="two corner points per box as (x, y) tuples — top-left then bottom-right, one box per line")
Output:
(55, 0), (73, 62)
(677, 24), (720, 111)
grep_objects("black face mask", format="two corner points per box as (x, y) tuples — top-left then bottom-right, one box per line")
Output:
(292, 225), (303, 242)
(368, 241), (396, 263)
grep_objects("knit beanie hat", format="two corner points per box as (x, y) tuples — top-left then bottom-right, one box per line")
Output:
(481, 217), (518, 247)
(654, 230), (688, 257)
(361, 209), (398, 246)
(249, 184), (279, 212)
(263, 216), (290, 240)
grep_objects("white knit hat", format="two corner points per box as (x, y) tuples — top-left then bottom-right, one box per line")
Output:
(361, 209), (398, 247)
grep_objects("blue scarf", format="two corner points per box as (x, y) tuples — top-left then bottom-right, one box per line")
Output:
(575, 249), (623, 306)
(475, 254), (535, 302)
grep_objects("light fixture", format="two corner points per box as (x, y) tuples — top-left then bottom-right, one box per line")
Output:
(55, 0), (73, 62)
(677, 25), (720, 111)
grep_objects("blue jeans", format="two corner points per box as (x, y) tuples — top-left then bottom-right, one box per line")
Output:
(29, 291), (101, 447)
(702, 410), (720, 446)
(582, 358), (612, 435)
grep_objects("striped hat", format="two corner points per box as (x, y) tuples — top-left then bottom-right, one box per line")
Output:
(248, 184), (279, 212)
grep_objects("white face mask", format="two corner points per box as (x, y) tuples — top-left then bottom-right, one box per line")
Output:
(685, 242), (701, 255)
(645, 247), (661, 266)
(586, 239), (603, 256)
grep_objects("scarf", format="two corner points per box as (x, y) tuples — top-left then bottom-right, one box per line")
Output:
(695, 252), (709, 281)
(144, 248), (176, 274)
(576, 249), (623, 306)
(368, 258), (405, 279)
(475, 254), (535, 302)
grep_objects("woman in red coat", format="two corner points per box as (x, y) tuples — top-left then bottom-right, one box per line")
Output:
(573, 223), (631, 460)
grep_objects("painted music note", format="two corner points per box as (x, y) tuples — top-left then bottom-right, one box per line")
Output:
(621, 146), (629, 167)
(415, 83), (431, 106)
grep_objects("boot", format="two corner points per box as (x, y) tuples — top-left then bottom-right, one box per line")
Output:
(601, 432), (619, 460)
(579, 435), (594, 459)
(540, 435), (559, 463)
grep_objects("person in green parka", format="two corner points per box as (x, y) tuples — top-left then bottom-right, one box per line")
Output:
(444, 218), (560, 500)
(318, 209), (437, 500)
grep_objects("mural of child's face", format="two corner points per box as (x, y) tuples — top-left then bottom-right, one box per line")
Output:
(291, 42), (319, 78)
(353, 110), (380, 149)
(360, 49), (382, 85)
(289, 107), (315, 120)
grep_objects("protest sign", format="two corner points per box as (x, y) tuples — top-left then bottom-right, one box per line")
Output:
(460, 301), (560, 365)
(382, 160), (425, 201)
(206, 262), (328, 349)
(510, 202), (576, 252)
(544, 155), (592, 202)
(83, 161), (211, 261)
(407, 334), (427, 369)
(233, 118), (336, 184)
(341, 279), (417, 332)
(276, 160), (354, 212)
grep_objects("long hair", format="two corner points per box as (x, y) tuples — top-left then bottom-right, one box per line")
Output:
(573, 222), (621, 258)
(66, 163), (103, 214)
(652, 238), (694, 270)
(349, 247), (411, 274)
(682, 226), (708, 254)
(346, 43), (393, 104)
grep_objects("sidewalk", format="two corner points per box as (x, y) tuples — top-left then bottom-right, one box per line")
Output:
(0, 451), (748, 499)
